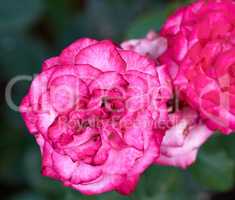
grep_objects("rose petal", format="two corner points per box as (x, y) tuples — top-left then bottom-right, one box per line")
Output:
(119, 50), (157, 76)
(60, 38), (98, 64)
(75, 40), (126, 72)
(42, 56), (60, 70)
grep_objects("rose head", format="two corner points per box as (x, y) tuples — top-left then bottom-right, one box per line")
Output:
(121, 29), (212, 169)
(121, 31), (167, 59)
(159, 0), (235, 134)
(155, 107), (212, 169)
(20, 38), (172, 195)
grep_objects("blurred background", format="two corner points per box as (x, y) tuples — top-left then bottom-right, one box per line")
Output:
(1, 0), (235, 199)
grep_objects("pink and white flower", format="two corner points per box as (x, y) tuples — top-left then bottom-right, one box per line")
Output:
(159, 0), (235, 134)
(155, 107), (213, 169)
(121, 31), (167, 59)
(20, 38), (172, 195)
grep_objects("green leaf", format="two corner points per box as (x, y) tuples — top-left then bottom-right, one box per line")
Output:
(46, 0), (74, 32)
(218, 134), (235, 159)
(23, 146), (67, 198)
(190, 149), (235, 191)
(0, 33), (49, 79)
(59, 0), (145, 42)
(0, 0), (44, 31)
(126, 9), (166, 38)
(97, 192), (130, 200)
(9, 192), (46, 200)
(63, 191), (92, 200)
(132, 166), (201, 200)
(0, 125), (30, 184)
(85, 0), (141, 39)
(126, 2), (184, 39)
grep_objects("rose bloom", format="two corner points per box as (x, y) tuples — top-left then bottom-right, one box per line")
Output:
(121, 31), (167, 59)
(122, 31), (212, 168)
(155, 107), (212, 169)
(121, 31), (212, 169)
(159, 0), (235, 134)
(20, 38), (172, 195)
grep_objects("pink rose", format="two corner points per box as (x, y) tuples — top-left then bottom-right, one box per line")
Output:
(122, 28), (212, 168)
(121, 31), (168, 59)
(155, 107), (213, 169)
(20, 38), (172, 195)
(159, 0), (235, 134)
